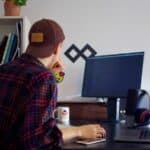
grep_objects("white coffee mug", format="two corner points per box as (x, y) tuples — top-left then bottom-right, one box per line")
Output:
(53, 106), (70, 124)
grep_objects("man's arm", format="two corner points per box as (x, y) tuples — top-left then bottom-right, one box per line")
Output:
(59, 124), (106, 143)
(19, 73), (63, 149)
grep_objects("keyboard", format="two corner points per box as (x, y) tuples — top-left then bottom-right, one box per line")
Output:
(76, 138), (106, 145)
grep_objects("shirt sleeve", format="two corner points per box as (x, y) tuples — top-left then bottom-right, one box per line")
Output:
(18, 72), (63, 149)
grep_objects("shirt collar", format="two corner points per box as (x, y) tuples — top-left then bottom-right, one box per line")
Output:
(21, 53), (45, 68)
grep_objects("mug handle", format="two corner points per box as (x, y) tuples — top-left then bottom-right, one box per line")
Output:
(53, 108), (58, 120)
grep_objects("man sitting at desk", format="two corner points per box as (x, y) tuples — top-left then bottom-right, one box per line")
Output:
(0, 18), (106, 149)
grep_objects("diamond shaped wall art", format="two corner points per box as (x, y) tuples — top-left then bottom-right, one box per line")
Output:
(64, 44), (97, 63)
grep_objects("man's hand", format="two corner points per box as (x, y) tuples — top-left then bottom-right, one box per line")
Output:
(60, 124), (106, 143)
(77, 124), (106, 140)
(48, 54), (65, 73)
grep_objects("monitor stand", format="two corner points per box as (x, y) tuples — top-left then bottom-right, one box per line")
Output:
(107, 98), (120, 122)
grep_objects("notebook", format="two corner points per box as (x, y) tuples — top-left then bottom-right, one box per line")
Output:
(114, 122), (150, 143)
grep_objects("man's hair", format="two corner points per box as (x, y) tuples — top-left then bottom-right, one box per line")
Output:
(27, 18), (65, 57)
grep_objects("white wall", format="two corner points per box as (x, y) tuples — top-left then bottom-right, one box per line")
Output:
(0, 0), (150, 100)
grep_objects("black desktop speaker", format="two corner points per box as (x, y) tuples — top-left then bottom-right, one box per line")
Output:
(126, 89), (150, 125)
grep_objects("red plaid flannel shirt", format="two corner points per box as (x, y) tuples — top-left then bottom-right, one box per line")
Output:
(0, 54), (63, 149)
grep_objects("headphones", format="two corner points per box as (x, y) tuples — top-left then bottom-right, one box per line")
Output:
(126, 89), (150, 125)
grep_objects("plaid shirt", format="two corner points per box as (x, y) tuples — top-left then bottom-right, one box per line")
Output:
(0, 54), (63, 150)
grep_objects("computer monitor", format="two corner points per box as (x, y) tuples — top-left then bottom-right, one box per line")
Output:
(82, 52), (144, 99)
(81, 51), (144, 122)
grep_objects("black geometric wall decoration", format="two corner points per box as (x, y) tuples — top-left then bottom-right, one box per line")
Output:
(64, 44), (81, 63)
(80, 44), (97, 60)
(64, 44), (97, 63)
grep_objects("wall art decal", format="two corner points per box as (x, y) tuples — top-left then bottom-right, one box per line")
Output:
(64, 44), (97, 63)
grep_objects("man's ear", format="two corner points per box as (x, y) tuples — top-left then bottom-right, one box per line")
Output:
(53, 42), (63, 55)
(53, 46), (58, 55)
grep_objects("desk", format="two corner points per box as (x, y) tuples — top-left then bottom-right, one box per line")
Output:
(63, 120), (150, 150)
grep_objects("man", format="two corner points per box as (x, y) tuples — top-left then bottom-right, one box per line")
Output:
(0, 18), (105, 149)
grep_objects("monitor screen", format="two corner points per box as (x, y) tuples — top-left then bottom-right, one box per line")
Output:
(82, 52), (144, 98)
